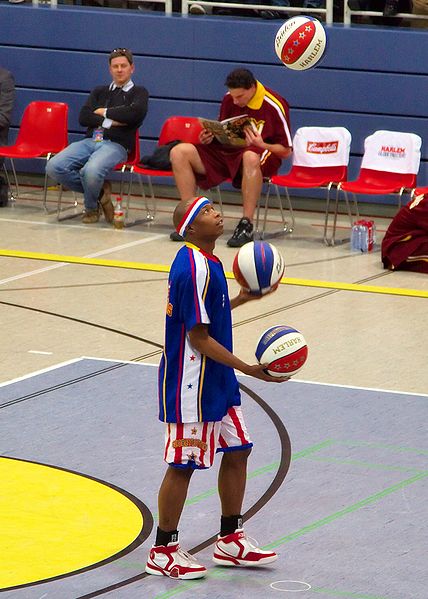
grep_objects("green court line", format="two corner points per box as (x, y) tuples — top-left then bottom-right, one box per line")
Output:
(263, 470), (428, 550)
(333, 439), (428, 456)
(311, 587), (390, 599)
(304, 454), (427, 474)
(184, 440), (335, 507)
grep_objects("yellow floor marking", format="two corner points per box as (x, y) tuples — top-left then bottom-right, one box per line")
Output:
(0, 457), (143, 589)
(1, 249), (427, 299)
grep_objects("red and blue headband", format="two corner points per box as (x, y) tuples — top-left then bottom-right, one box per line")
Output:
(176, 196), (211, 238)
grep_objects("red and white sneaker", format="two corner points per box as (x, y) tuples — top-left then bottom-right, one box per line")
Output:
(146, 542), (207, 580)
(213, 529), (278, 567)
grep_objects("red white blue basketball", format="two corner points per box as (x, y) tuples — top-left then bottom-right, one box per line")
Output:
(233, 241), (285, 296)
(255, 325), (308, 378)
(275, 16), (327, 71)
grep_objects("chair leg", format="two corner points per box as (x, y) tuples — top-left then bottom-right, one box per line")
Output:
(2, 163), (14, 203)
(255, 183), (294, 239)
(42, 169), (50, 212)
(325, 187), (357, 246)
(213, 186), (224, 216)
(56, 185), (64, 220)
(146, 176), (157, 221)
(123, 169), (134, 221)
(136, 174), (155, 222)
(9, 158), (20, 199)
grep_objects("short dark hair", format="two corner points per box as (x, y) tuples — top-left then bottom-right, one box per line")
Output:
(225, 68), (256, 90)
(109, 48), (133, 64)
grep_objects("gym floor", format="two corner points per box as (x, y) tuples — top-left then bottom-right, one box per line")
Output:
(1, 186), (427, 599)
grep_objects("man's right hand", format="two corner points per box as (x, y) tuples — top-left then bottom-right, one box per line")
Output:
(199, 129), (214, 144)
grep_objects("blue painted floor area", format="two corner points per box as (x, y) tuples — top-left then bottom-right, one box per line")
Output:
(1, 359), (427, 599)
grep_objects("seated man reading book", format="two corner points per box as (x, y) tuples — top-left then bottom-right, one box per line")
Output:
(170, 68), (292, 246)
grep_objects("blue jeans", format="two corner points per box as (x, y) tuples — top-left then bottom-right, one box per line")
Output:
(46, 138), (127, 211)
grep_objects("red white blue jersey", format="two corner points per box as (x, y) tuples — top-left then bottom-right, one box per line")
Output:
(158, 243), (241, 423)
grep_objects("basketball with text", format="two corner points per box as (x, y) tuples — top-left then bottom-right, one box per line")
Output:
(275, 16), (327, 71)
(233, 241), (285, 296)
(256, 325), (308, 377)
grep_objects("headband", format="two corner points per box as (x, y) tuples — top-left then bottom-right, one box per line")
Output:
(176, 197), (211, 238)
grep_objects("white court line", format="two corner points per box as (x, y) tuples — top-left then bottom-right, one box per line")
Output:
(0, 216), (155, 233)
(288, 377), (428, 398)
(2, 356), (426, 400)
(0, 234), (165, 286)
(0, 357), (84, 388)
(83, 358), (428, 398)
(28, 350), (53, 355)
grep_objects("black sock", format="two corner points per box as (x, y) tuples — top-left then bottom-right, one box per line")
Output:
(220, 514), (243, 537)
(155, 527), (179, 546)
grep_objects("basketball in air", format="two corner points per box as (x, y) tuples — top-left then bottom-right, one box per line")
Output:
(233, 241), (285, 295)
(255, 325), (308, 378)
(275, 16), (327, 71)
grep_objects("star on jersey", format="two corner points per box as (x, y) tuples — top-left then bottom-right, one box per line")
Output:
(187, 383), (193, 389)
(305, 25), (312, 31)
(188, 452), (197, 461)
(191, 427), (197, 435)
(189, 355), (196, 361)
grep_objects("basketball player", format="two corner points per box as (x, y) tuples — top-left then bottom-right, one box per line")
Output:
(382, 188), (428, 273)
(170, 69), (292, 247)
(146, 196), (288, 580)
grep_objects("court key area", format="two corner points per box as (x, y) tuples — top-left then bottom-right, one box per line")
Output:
(1, 358), (426, 599)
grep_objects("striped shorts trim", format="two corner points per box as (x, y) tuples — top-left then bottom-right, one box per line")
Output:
(164, 406), (252, 470)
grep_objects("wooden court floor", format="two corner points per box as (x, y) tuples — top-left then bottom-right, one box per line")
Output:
(0, 189), (427, 598)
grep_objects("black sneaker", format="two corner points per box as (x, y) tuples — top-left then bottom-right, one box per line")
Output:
(227, 218), (254, 248)
(170, 231), (184, 242)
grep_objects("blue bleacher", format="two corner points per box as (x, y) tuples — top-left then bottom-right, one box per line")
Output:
(1, 4), (427, 205)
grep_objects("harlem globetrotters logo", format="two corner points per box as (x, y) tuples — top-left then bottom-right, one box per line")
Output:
(378, 146), (406, 159)
(307, 141), (339, 154)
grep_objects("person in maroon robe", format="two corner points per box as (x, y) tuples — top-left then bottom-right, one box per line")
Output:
(382, 187), (428, 273)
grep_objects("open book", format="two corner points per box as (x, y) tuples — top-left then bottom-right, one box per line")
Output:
(198, 114), (255, 147)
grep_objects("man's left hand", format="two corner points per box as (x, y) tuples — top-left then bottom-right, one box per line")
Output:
(244, 127), (265, 149)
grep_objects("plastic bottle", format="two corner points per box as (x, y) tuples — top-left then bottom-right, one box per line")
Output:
(113, 197), (125, 230)
(350, 224), (362, 251)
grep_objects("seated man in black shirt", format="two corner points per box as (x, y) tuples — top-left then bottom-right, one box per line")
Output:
(46, 48), (148, 224)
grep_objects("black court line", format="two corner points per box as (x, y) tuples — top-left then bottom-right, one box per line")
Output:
(0, 456), (154, 593)
(0, 300), (163, 348)
(0, 277), (169, 293)
(75, 382), (291, 598)
(233, 271), (393, 328)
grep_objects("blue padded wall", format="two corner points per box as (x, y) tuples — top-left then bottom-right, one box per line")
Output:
(0, 4), (427, 205)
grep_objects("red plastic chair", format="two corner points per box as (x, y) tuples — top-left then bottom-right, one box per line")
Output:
(0, 101), (68, 210)
(133, 116), (203, 221)
(339, 130), (422, 240)
(265, 126), (352, 244)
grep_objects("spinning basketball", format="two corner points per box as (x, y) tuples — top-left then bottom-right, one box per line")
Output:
(233, 241), (285, 295)
(256, 325), (308, 377)
(275, 16), (327, 71)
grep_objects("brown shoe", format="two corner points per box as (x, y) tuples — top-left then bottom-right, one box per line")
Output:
(99, 181), (114, 223)
(82, 209), (100, 224)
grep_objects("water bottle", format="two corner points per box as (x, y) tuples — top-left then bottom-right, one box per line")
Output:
(359, 225), (369, 252)
(350, 224), (362, 251)
(113, 197), (125, 230)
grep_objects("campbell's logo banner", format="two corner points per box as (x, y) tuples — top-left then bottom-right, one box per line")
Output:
(307, 141), (339, 154)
